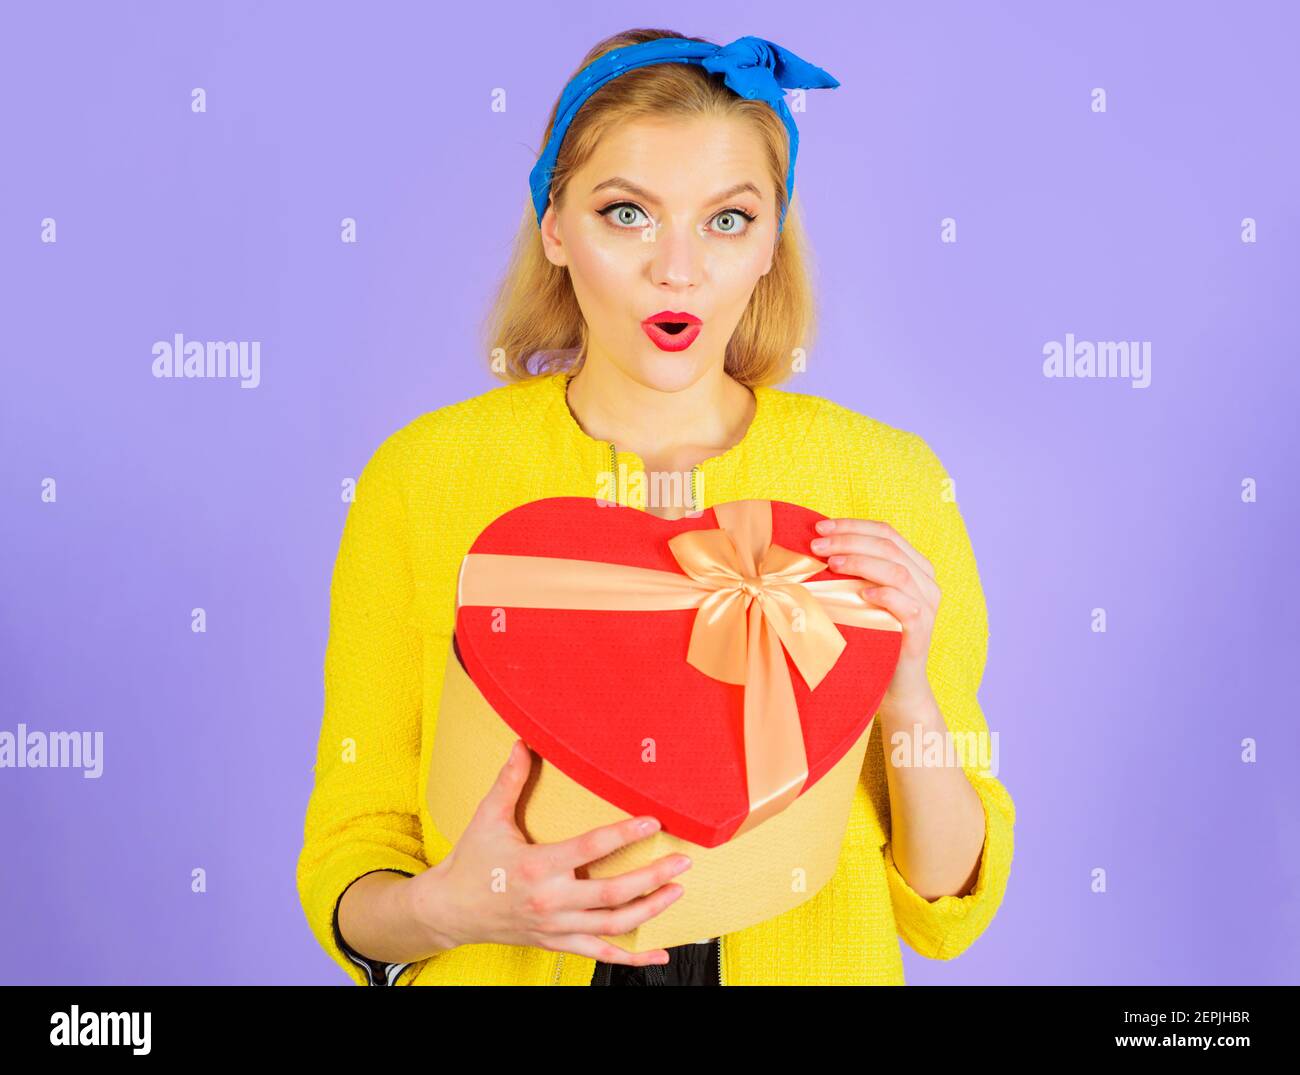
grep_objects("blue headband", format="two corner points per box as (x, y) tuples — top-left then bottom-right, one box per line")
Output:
(528, 35), (840, 236)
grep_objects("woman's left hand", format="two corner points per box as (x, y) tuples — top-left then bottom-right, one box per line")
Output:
(809, 517), (939, 716)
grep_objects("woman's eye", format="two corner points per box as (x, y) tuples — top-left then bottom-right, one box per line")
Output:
(599, 202), (651, 229)
(710, 208), (756, 236)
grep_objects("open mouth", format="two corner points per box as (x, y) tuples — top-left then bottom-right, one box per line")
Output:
(639, 319), (702, 353)
(641, 311), (703, 351)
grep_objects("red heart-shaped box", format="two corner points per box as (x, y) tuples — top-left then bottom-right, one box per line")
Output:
(426, 496), (903, 950)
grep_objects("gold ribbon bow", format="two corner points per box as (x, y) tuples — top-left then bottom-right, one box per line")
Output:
(456, 500), (900, 839)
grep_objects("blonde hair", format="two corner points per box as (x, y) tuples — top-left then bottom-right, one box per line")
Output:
(479, 27), (821, 389)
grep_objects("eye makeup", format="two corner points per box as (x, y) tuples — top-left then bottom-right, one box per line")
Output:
(597, 201), (758, 237)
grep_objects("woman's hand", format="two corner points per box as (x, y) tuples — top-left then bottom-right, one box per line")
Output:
(405, 739), (690, 967)
(810, 517), (939, 716)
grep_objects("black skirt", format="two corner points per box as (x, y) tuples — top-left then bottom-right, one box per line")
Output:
(590, 937), (720, 985)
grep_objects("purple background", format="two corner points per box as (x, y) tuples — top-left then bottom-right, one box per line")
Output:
(2, 0), (1296, 985)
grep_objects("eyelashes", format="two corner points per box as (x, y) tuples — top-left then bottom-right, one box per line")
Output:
(597, 201), (758, 237)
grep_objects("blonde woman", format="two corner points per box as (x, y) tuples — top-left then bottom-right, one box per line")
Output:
(297, 27), (1015, 986)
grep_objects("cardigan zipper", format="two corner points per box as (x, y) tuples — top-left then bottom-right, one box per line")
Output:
(574, 935), (728, 987)
(607, 441), (703, 515)
(561, 448), (712, 985)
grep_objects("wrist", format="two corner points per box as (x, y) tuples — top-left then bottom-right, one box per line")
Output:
(877, 680), (941, 728)
(400, 863), (462, 957)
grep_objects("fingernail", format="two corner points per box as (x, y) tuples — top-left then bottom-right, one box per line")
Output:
(639, 818), (660, 833)
(816, 519), (834, 532)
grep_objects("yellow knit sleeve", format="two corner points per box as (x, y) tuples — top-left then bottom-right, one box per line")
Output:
(880, 433), (1016, 961)
(296, 433), (432, 985)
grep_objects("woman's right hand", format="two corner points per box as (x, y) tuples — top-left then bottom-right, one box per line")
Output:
(407, 738), (692, 966)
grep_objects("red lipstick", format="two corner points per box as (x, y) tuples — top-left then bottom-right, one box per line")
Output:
(641, 310), (703, 352)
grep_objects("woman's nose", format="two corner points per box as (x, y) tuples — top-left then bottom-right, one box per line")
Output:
(647, 223), (705, 287)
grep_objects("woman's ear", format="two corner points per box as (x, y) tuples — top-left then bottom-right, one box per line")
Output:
(539, 201), (568, 267)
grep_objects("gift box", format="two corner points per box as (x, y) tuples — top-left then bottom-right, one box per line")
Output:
(425, 496), (902, 952)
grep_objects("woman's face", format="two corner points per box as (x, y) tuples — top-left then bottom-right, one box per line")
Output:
(541, 114), (778, 392)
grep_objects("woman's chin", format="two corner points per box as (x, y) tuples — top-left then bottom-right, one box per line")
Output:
(617, 338), (714, 386)
(627, 355), (713, 395)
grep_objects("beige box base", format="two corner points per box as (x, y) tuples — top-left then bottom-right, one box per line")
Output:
(427, 642), (873, 953)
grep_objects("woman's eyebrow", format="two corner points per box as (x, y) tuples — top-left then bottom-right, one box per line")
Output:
(590, 177), (762, 206)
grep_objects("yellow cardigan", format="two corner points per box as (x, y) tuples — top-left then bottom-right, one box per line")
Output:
(296, 370), (1015, 985)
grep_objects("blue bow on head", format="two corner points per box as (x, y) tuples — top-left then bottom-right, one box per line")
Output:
(528, 35), (840, 235)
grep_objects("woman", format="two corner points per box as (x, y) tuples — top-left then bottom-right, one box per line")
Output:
(296, 27), (1015, 986)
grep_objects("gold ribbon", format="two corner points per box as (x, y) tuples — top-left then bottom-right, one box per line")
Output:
(456, 500), (901, 839)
